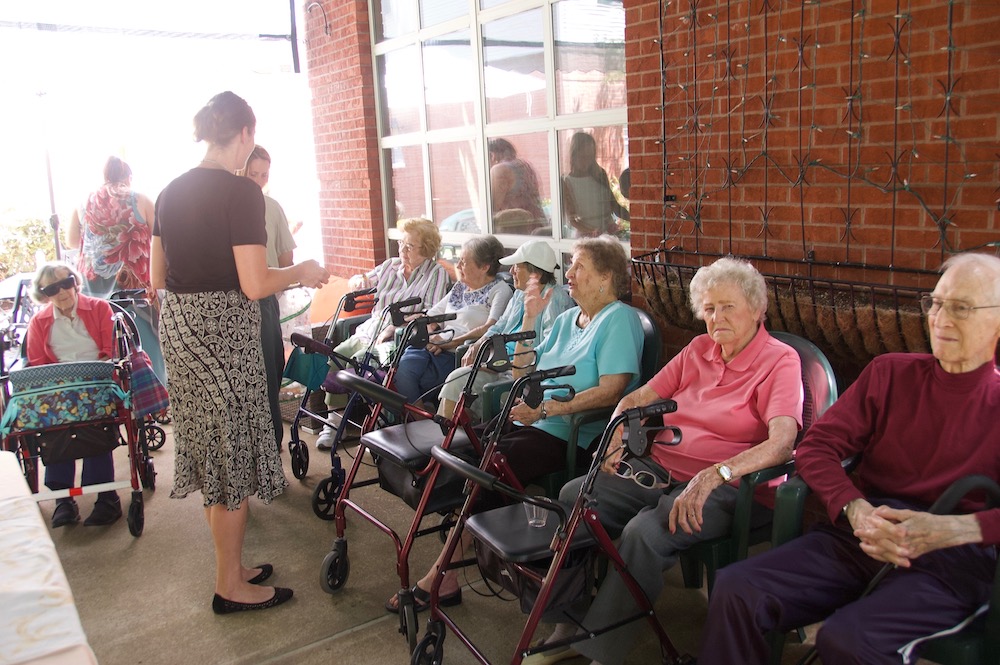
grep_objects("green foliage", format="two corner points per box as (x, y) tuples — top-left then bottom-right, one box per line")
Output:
(0, 214), (56, 280)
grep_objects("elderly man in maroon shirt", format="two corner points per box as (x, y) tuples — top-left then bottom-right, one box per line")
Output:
(697, 252), (1000, 665)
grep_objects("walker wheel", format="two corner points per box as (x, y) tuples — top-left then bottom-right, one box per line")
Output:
(410, 633), (443, 665)
(319, 539), (349, 593)
(140, 458), (156, 490)
(144, 423), (166, 451)
(398, 591), (419, 652)
(311, 476), (342, 521)
(290, 441), (309, 479)
(127, 495), (144, 537)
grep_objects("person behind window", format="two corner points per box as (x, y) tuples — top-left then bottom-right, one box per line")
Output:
(314, 217), (450, 450)
(526, 257), (802, 665)
(151, 90), (330, 615)
(697, 253), (1000, 665)
(561, 132), (629, 238)
(65, 156), (166, 386)
(386, 236), (644, 614)
(25, 261), (121, 528)
(436, 239), (573, 422)
(242, 144), (296, 450)
(393, 235), (512, 408)
(489, 138), (547, 235)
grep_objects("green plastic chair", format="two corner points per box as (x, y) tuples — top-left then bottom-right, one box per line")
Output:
(677, 330), (839, 595)
(480, 307), (662, 497)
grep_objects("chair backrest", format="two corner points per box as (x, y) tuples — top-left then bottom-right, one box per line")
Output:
(770, 331), (838, 436)
(634, 308), (662, 384)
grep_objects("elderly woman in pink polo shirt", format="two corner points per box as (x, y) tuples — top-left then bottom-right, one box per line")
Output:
(528, 257), (804, 665)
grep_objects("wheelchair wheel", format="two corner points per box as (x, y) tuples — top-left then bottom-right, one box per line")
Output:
(140, 457), (156, 490)
(127, 493), (144, 537)
(311, 476), (341, 521)
(144, 423), (166, 451)
(410, 633), (443, 665)
(289, 440), (309, 479)
(320, 538), (349, 593)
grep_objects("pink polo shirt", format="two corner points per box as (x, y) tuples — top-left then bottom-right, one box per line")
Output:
(647, 325), (803, 483)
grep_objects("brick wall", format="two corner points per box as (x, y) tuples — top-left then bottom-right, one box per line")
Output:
(304, 0), (385, 278)
(623, 0), (1000, 369)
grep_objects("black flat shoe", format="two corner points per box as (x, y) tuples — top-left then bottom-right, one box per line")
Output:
(247, 564), (273, 585)
(51, 499), (80, 528)
(384, 585), (462, 614)
(84, 497), (122, 526)
(212, 587), (293, 615)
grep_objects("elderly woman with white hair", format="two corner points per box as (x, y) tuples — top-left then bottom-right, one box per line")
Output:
(528, 256), (804, 665)
(24, 261), (121, 528)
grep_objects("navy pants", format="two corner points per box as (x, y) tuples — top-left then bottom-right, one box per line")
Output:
(393, 347), (457, 406)
(45, 452), (116, 502)
(698, 519), (996, 665)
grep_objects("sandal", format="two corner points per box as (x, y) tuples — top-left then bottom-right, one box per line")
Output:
(384, 584), (462, 614)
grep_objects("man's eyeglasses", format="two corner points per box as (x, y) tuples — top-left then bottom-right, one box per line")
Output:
(615, 460), (674, 491)
(919, 295), (1000, 320)
(40, 275), (77, 297)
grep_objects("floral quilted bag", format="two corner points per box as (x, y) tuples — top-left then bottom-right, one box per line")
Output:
(0, 361), (126, 435)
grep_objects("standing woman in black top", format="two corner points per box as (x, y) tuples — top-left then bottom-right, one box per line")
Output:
(151, 91), (329, 614)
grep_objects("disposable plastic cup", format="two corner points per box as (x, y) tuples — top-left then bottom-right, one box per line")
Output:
(523, 501), (547, 528)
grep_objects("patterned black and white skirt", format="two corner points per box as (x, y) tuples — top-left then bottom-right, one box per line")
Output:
(159, 290), (287, 508)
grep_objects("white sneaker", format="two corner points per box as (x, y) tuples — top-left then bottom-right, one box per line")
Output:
(315, 425), (335, 450)
(521, 645), (578, 665)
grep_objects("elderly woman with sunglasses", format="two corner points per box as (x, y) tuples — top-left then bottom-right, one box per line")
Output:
(527, 257), (804, 665)
(25, 261), (121, 528)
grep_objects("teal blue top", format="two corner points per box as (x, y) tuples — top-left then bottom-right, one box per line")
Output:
(484, 284), (575, 353)
(528, 300), (643, 445)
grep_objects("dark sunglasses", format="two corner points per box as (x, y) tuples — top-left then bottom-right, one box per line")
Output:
(40, 275), (77, 297)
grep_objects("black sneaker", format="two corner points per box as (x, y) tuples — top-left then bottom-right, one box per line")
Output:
(51, 499), (80, 528)
(84, 495), (122, 526)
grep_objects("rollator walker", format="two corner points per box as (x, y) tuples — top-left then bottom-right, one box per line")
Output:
(329, 327), (550, 649)
(0, 303), (158, 536)
(421, 398), (695, 665)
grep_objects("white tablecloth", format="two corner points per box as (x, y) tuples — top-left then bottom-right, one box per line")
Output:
(0, 451), (98, 665)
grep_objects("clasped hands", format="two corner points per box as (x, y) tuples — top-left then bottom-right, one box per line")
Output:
(849, 501), (979, 567)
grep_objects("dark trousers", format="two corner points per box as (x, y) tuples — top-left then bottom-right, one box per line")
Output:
(393, 347), (457, 407)
(260, 294), (284, 447)
(45, 452), (116, 502)
(698, 518), (996, 665)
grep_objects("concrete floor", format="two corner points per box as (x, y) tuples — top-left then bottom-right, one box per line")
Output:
(42, 420), (931, 665)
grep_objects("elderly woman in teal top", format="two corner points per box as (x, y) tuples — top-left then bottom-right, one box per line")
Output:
(386, 235), (643, 613)
(436, 239), (574, 422)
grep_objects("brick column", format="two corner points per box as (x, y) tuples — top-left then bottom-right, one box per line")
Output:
(304, 0), (386, 277)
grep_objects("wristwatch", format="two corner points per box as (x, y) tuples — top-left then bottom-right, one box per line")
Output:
(714, 463), (733, 483)
(539, 402), (548, 420)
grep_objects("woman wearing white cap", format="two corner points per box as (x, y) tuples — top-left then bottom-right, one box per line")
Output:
(437, 239), (574, 421)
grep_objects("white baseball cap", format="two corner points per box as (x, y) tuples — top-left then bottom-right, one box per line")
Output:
(499, 240), (559, 273)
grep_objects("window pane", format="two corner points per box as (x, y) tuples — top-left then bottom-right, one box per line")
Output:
(387, 145), (426, 225)
(557, 127), (630, 241)
(420, 0), (467, 27)
(379, 46), (422, 135)
(553, 0), (626, 115)
(488, 133), (552, 237)
(480, 0), (506, 10)
(424, 30), (475, 131)
(429, 140), (483, 234)
(482, 9), (547, 123)
(376, 0), (417, 40)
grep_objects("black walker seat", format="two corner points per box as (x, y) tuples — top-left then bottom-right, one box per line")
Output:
(322, 327), (540, 651)
(0, 303), (157, 537)
(415, 399), (695, 665)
